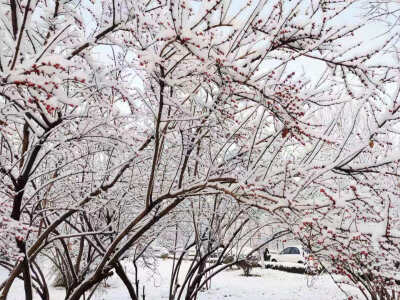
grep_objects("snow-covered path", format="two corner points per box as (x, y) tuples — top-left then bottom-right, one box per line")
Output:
(0, 259), (357, 299)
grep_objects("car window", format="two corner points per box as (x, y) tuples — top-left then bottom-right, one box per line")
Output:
(280, 247), (291, 254)
(290, 247), (300, 254)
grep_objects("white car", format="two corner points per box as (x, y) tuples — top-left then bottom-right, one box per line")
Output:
(268, 246), (310, 264)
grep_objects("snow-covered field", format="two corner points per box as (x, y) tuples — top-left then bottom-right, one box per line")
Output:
(0, 259), (358, 300)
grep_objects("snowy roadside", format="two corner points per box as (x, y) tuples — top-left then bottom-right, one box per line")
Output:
(0, 258), (361, 300)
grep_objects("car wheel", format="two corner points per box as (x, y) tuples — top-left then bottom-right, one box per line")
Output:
(297, 261), (303, 264)
(271, 259), (277, 262)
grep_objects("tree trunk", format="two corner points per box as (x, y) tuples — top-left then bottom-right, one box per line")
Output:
(114, 262), (138, 300)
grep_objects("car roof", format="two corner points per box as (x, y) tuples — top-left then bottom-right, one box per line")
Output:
(283, 245), (303, 249)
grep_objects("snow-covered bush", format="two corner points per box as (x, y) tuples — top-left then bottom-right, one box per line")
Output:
(265, 262), (306, 274)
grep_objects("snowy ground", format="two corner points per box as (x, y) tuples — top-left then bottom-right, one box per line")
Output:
(0, 259), (359, 299)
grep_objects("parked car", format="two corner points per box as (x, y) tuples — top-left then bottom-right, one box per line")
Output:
(267, 245), (310, 264)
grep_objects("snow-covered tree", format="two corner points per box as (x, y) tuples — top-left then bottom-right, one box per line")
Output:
(0, 0), (399, 299)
